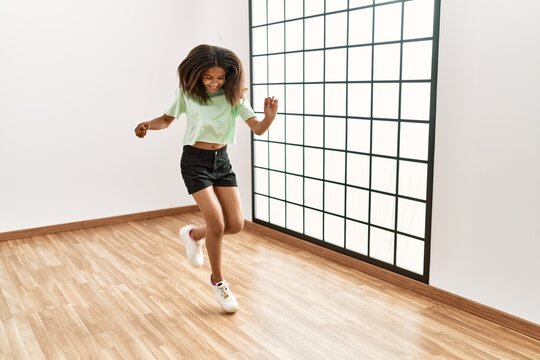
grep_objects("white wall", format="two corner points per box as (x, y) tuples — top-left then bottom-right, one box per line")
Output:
(431, 0), (540, 323)
(0, 0), (197, 231)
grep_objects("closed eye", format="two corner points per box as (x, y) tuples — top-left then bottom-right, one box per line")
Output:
(203, 76), (225, 80)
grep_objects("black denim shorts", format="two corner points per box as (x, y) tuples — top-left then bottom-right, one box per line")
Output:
(180, 145), (238, 194)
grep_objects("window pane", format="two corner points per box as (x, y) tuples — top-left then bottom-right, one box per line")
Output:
(286, 174), (304, 205)
(254, 168), (269, 195)
(268, 113), (285, 142)
(349, 8), (373, 45)
(304, 51), (324, 82)
(350, 0), (373, 7)
(370, 192), (395, 229)
(371, 157), (397, 194)
(270, 198), (286, 227)
(373, 83), (399, 119)
(399, 161), (427, 200)
(397, 198), (426, 238)
(305, 0), (324, 17)
(346, 220), (368, 255)
(374, 3), (402, 43)
(286, 84), (303, 114)
(305, 178), (323, 209)
(347, 186), (369, 222)
(269, 170), (285, 199)
(402, 40), (433, 80)
(347, 118), (370, 153)
(403, 0), (434, 40)
(325, 48), (347, 82)
(268, 54), (284, 83)
(287, 203), (304, 234)
(252, 85), (267, 113)
(251, 0), (267, 26)
(326, 12), (348, 48)
(325, 117), (346, 150)
(324, 150), (345, 183)
(255, 195), (269, 221)
(286, 115), (303, 145)
(305, 208), (323, 240)
(268, 23), (284, 53)
(286, 144), (304, 175)
(325, 182), (345, 216)
(326, 0), (348, 13)
(286, 20), (304, 52)
(372, 120), (398, 157)
(348, 46), (372, 81)
(347, 153), (370, 188)
(269, 142), (285, 171)
(304, 116), (323, 147)
(252, 26), (268, 55)
(325, 214), (345, 247)
(286, 52), (303, 83)
(267, 0), (284, 23)
(305, 147), (323, 178)
(397, 234), (424, 275)
(401, 83), (431, 121)
(373, 44), (401, 81)
(348, 83), (371, 118)
(370, 227), (395, 264)
(400, 122), (429, 161)
(305, 16), (324, 50)
(254, 140), (268, 168)
(304, 84), (324, 115)
(325, 84), (346, 116)
(252, 56), (267, 84)
(285, 0), (303, 20)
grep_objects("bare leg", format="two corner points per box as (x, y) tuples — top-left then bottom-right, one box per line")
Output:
(190, 186), (244, 283)
(190, 186), (244, 239)
(191, 187), (225, 282)
(213, 186), (244, 235)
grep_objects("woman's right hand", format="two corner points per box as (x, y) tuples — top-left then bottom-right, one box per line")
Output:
(134, 122), (150, 138)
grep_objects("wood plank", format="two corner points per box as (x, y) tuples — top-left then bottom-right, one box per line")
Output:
(244, 220), (540, 342)
(0, 213), (538, 358)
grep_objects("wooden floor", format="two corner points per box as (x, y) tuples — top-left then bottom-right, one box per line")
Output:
(1, 213), (539, 359)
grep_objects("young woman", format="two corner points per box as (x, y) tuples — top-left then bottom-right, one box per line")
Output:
(134, 44), (278, 313)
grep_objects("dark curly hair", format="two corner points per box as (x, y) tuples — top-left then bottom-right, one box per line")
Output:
(178, 44), (245, 105)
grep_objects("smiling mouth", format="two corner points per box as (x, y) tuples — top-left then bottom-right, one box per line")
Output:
(207, 85), (220, 91)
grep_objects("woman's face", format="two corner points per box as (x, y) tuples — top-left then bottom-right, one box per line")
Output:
(201, 66), (226, 93)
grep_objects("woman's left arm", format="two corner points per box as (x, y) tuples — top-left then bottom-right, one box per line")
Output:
(245, 96), (279, 136)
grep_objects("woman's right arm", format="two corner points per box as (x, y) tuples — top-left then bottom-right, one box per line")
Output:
(134, 114), (175, 138)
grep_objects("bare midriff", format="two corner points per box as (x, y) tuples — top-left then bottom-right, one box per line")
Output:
(192, 141), (226, 150)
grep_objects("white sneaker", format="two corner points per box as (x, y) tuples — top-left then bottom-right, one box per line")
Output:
(212, 280), (239, 313)
(179, 225), (204, 267)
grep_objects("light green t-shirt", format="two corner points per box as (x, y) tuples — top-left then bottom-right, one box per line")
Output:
(165, 88), (256, 145)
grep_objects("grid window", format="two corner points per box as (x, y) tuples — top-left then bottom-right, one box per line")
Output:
(251, 0), (440, 283)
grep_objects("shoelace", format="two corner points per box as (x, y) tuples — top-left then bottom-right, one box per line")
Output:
(217, 284), (230, 299)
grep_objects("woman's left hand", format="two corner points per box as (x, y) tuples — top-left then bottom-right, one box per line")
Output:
(264, 96), (278, 119)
